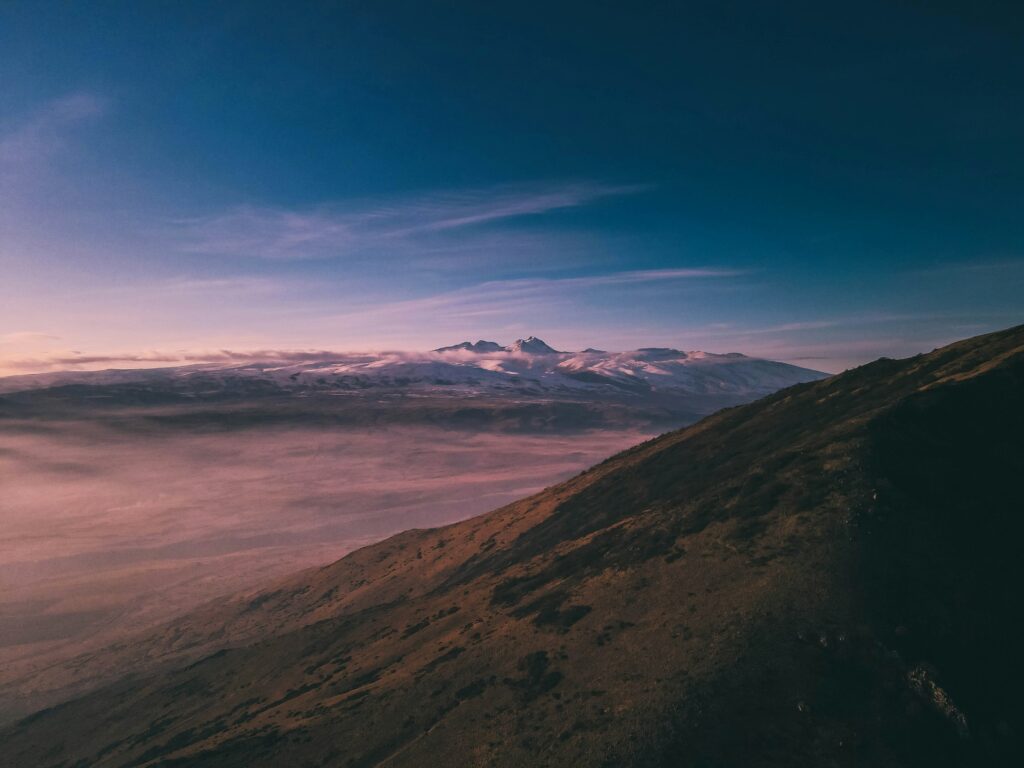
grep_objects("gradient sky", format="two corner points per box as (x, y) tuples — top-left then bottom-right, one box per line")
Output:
(2, 1), (1023, 375)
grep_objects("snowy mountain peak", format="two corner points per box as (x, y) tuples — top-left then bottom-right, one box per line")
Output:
(434, 340), (504, 353)
(507, 336), (561, 354)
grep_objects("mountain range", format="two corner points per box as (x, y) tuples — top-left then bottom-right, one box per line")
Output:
(0, 338), (825, 433)
(4, 325), (1021, 766)
(0, 337), (823, 399)
(0, 338), (826, 437)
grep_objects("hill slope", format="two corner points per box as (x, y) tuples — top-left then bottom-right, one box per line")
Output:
(4, 326), (1023, 767)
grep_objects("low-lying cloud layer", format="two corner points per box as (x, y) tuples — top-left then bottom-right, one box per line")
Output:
(0, 417), (651, 710)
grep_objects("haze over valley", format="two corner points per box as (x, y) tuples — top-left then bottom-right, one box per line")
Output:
(0, 336), (822, 722)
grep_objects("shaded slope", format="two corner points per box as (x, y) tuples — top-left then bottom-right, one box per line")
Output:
(4, 326), (1023, 767)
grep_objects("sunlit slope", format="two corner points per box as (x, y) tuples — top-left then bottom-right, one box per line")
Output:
(5, 325), (1022, 767)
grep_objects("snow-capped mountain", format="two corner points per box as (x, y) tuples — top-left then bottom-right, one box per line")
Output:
(505, 336), (562, 354)
(432, 340), (505, 353)
(434, 336), (561, 354)
(0, 336), (826, 399)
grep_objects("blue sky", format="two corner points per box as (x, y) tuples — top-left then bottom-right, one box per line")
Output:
(2, 1), (1022, 374)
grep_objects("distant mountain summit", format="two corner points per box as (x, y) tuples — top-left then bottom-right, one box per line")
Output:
(434, 336), (563, 354)
(506, 335), (561, 354)
(433, 339), (504, 353)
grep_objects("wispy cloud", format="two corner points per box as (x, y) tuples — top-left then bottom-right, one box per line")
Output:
(175, 181), (649, 260)
(691, 312), (981, 341)
(0, 91), (107, 172)
(325, 267), (745, 327)
(910, 257), (1024, 276)
(0, 348), (351, 373)
(531, 267), (745, 288)
(101, 275), (288, 298)
(4, 353), (185, 370)
(0, 332), (62, 344)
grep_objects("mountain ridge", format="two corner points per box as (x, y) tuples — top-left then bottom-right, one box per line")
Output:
(0, 341), (826, 435)
(0, 340), (822, 399)
(432, 339), (506, 353)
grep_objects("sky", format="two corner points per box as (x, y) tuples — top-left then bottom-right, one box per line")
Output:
(1, 1), (1023, 375)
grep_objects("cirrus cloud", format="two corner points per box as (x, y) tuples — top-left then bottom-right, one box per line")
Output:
(174, 181), (651, 261)
(0, 91), (107, 172)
